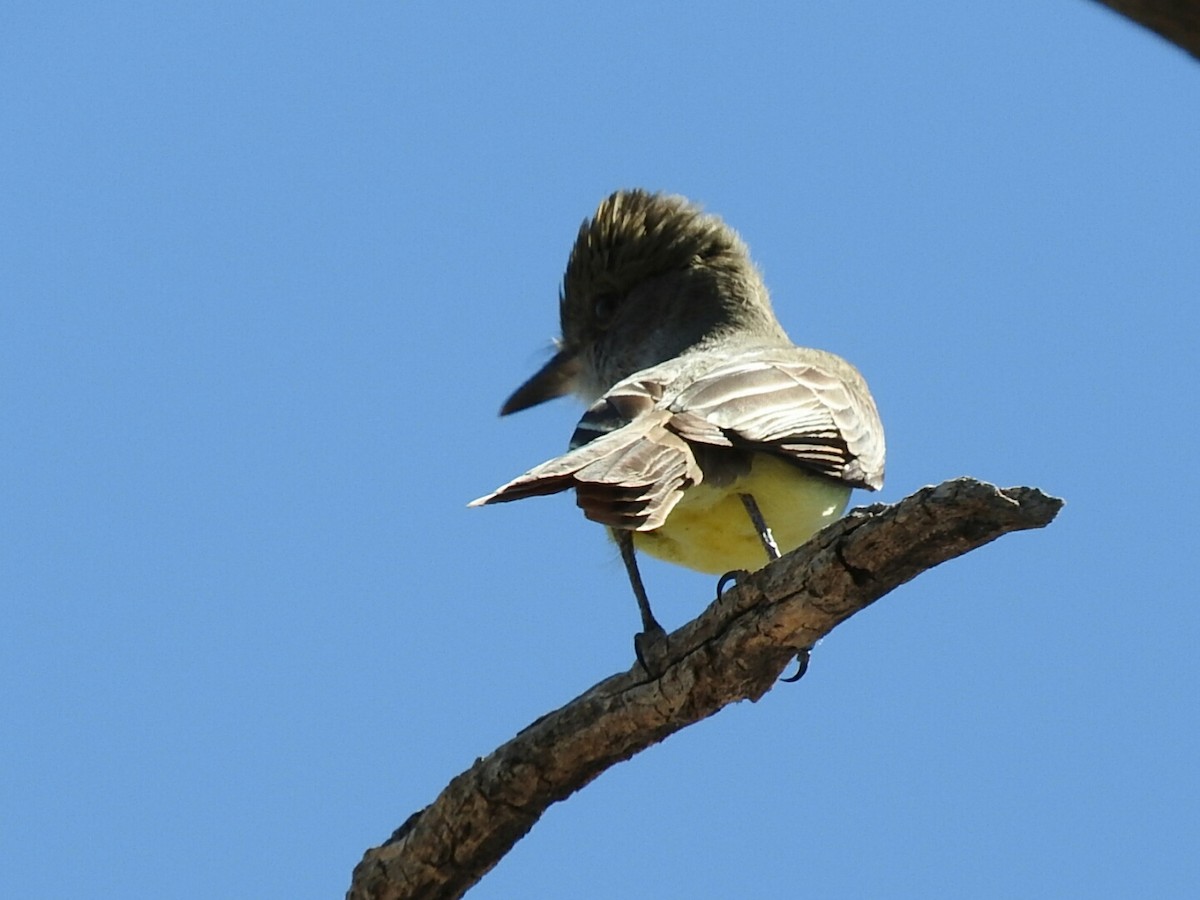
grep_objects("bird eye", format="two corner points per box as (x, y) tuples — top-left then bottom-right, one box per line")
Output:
(593, 292), (619, 326)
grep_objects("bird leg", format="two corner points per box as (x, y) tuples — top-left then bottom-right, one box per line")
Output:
(737, 492), (811, 682)
(715, 493), (779, 599)
(614, 529), (668, 674)
(739, 492), (781, 561)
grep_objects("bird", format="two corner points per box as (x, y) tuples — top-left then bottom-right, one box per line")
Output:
(470, 189), (885, 672)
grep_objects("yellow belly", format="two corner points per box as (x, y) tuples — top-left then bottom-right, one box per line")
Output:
(631, 453), (851, 574)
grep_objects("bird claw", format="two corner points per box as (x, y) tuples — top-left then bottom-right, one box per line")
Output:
(780, 647), (812, 683)
(634, 625), (669, 677)
(716, 569), (751, 599)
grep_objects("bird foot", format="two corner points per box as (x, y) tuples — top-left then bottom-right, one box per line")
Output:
(634, 625), (669, 677)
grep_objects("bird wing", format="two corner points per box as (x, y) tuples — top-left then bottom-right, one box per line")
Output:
(468, 377), (701, 530)
(469, 349), (884, 530)
(665, 351), (885, 490)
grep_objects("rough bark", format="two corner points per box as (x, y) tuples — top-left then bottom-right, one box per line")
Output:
(347, 478), (1063, 900)
(1093, 0), (1200, 59)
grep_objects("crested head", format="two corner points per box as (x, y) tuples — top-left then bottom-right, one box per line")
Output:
(550, 189), (788, 398)
(563, 191), (747, 302)
(559, 190), (763, 346)
(498, 190), (789, 416)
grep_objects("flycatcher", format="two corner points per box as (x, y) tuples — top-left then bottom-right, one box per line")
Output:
(471, 190), (885, 668)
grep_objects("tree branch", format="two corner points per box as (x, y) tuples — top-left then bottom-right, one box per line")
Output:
(1092, 0), (1200, 60)
(347, 478), (1063, 900)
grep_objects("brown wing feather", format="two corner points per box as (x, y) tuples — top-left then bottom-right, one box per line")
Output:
(470, 348), (884, 532)
(469, 388), (702, 529)
(668, 352), (885, 490)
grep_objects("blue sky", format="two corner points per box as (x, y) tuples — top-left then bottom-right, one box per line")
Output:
(4, 3), (1198, 897)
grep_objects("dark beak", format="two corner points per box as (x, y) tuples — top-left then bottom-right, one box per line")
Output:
(500, 347), (581, 416)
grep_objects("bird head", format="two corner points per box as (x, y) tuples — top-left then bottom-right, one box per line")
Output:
(501, 190), (785, 416)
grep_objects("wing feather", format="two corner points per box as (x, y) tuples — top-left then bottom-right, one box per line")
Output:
(469, 385), (701, 530)
(470, 347), (884, 533)
(667, 352), (884, 490)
